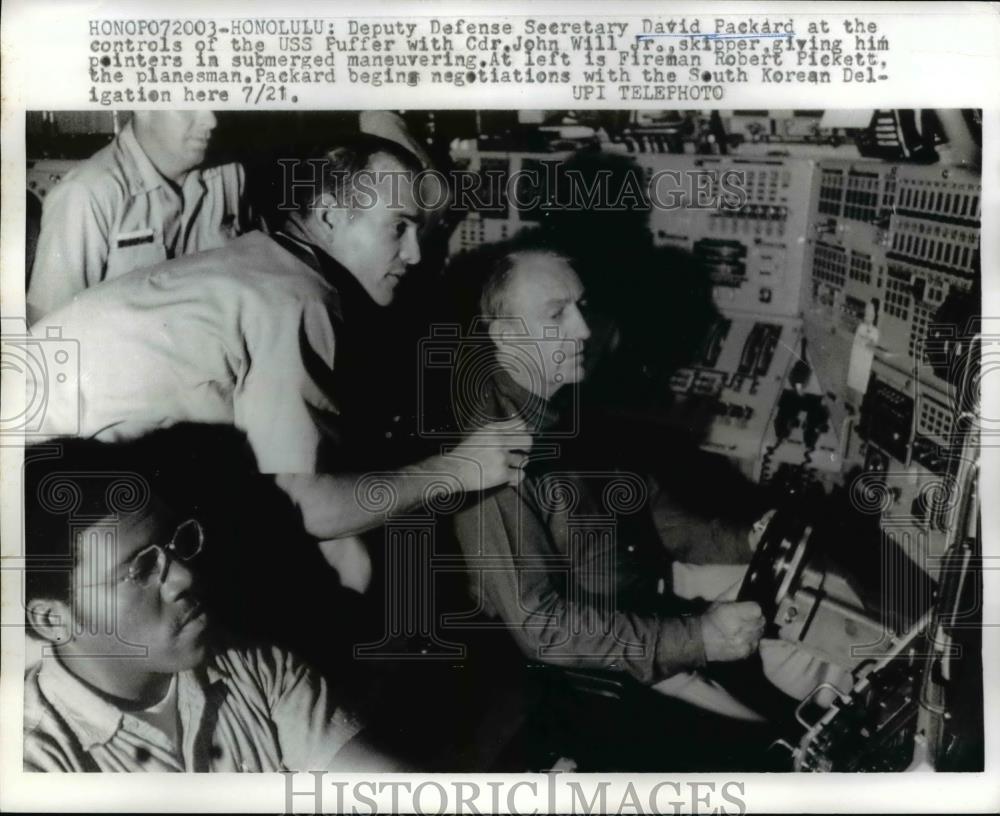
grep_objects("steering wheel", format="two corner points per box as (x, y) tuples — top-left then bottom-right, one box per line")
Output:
(737, 510), (812, 627)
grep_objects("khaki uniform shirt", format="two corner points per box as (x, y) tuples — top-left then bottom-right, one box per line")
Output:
(31, 231), (341, 474)
(28, 120), (247, 318)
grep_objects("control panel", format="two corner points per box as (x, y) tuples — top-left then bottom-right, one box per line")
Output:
(26, 158), (80, 204)
(666, 315), (841, 484)
(641, 154), (819, 319)
(446, 148), (836, 489)
(782, 413), (980, 772)
(448, 150), (572, 254)
(446, 148), (981, 575)
(449, 150), (820, 323)
(802, 159), (981, 575)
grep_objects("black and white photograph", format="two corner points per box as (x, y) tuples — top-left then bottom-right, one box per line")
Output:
(16, 106), (985, 776)
(2, 2), (998, 813)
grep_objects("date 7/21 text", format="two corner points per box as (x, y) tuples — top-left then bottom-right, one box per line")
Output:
(243, 84), (294, 103)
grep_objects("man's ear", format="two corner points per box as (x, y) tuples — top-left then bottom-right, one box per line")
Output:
(316, 194), (351, 235)
(487, 317), (507, 348)
(26, 598), (72, 645)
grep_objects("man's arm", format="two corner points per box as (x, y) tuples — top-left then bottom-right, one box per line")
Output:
(236, 293), (532, 539)
(454, 490), (707, 686)
(27, 179), (112, 321)
(275, 427), (532, 540)
(329, 733), (414, 772)
(239, 647), (407, 771)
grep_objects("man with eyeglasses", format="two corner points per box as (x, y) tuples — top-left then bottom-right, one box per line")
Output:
(22, 438), (401, 772)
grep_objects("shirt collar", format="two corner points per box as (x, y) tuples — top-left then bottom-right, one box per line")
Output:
(272, 227), (381, 320)
(489, 369), (562, 434)
(270, 227), (325, 274)
(36, 655), (214, 753)
(118, 120), (170, 197)
(36, 656), (123, 750)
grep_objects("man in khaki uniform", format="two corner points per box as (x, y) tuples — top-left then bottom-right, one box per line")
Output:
(27, 111), (248, 321)
(31, 135), (532, 591)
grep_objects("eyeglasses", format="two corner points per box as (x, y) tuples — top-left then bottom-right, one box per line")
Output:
(124, 519), (204, 588)
(77, 518), (205, 590)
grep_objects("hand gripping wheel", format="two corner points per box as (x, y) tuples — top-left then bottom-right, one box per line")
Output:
(738, 510), (812, 629)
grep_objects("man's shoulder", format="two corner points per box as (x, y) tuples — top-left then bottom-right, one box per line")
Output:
(199, 161), (247, 203)
(202, 160), (245, 185)
(205, 643), (308, 694)
(190, 232), (315, 276)
(187, 233), (338, 310)
(210, 642), (290, 670)
(23, 663), (47, 733)
(46, 138), (131, 210)
(127, 231), (328, 297)
(22, 664), (79, 772)
(32, 232), (336, 334)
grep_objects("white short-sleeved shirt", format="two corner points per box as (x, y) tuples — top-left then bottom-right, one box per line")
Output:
(23, 646), (362, 772)
(30, 231), (342, 474)
(28, 120), (247, 318)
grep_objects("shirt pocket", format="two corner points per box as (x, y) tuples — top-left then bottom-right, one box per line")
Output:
(106, 239), (168, 279)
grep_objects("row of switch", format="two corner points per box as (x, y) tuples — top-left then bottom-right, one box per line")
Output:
(712, 401), (755, 420)
(715, 204), (789, 221)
